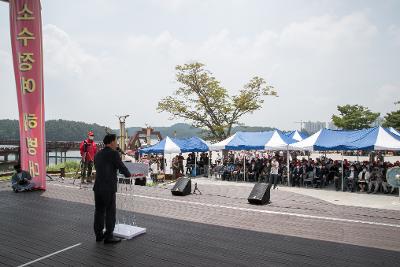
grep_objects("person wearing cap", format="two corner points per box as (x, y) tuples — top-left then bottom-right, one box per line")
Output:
(80, 131), (97, 183)
(11, 164), (35, 193)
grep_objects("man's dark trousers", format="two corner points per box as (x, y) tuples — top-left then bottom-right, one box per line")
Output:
(94, 191), (116, 239)
(82, 160), (93, 178)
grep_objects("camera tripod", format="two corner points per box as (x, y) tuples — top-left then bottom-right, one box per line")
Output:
(72, 159), (85, 186)
(193, 182), (202, 195)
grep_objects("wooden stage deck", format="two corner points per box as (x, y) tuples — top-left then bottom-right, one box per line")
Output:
(0, 180), (399, 266)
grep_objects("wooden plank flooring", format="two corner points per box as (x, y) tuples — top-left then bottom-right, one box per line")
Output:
(0, 187), (399, 266)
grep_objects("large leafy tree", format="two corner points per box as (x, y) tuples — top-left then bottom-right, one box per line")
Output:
(332, 104), (380, 130)
(157, 62), (277, 141)
(383, 101), (400, 130)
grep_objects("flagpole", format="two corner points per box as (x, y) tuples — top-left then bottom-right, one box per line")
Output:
(287, 147), (290, 186)
(341, 151), (344, 192)
(194, 153), (197, 177)
(243, 153), (246, 182)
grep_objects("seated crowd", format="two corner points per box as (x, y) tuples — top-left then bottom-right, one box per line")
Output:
(210, 152), (399, 194)
(140, 151), (399, 195)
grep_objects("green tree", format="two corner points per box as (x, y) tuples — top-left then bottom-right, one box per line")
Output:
(157, 62), (277, 141)
(332, 104), (380, 130)
(382, 101), (400, 130)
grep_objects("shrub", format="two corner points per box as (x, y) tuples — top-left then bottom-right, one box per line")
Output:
(46, 161), (81, 173)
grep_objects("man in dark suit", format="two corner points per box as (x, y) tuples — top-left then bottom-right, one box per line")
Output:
(93, 134), (131, 244)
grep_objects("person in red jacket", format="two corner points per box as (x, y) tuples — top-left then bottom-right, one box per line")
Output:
(80, 131), (97, 183)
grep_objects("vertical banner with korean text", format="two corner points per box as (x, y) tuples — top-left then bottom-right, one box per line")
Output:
(9, 0), (46, 189)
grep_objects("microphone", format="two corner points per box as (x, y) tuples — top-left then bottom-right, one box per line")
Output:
(116, 147), (126, 155)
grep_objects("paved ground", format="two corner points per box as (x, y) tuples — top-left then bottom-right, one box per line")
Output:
(0, 178), (399, 266)
(194, 177), (400, 211)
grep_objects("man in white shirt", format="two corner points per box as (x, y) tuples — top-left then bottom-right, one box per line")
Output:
(269, 158), (279, 189)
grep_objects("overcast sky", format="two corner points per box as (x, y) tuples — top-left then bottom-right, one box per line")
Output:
(0, 0), (399, 130)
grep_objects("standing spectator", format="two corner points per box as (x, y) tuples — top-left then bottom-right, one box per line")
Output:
(216, 153), (222, 165)
(80, 131), (97, 184)
(186, 153), (194, 174)
(172, 156), (180, 179)
(204, 153), (210, 177)
(270, 157), (279, 189)
(178, 153), (185, 175)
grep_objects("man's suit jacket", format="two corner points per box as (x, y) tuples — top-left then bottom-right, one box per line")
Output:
(93, 147), (131, 193)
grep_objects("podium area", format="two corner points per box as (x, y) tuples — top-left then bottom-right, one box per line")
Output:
(0, 181), (400, 266)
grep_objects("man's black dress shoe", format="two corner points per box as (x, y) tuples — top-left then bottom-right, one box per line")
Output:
(96, 235), (104, 242)
(104, 237), (121, 244)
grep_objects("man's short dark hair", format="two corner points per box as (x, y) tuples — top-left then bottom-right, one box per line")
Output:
(103, 134), (116, 145)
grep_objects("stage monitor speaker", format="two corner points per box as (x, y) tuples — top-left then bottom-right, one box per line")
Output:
(134, 177), (146, 186)
(171, 177), (191, 196)
(248, 183), (271, 205)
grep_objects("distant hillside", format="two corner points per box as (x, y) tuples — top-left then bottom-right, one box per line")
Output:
(0, 120), (276, 141)
(0, 119), (19, 140)
(0, 119), (108, 141)
(232, 125), (275, 133)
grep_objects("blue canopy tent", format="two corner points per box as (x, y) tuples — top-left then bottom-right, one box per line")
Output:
(210, 130), (296, 151)
(140, 136), (181, 154)
(289, 128), (357, 151)
(140, 136), (209, 177)
(389, 127), (400, 137)
(284, 130), (309, 141)
(290, 127), (400, 151)
(210, 130), (296, 182)
(140, 136), (209, 154)
(344, 127), (400, 151)
(290, 127), (400, 190)
(173, 136), (209, 153)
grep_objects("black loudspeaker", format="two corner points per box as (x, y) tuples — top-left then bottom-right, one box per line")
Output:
(248, 183), (271, 205)
(134, 177), (146, 186)
(171, 177), (191, 196)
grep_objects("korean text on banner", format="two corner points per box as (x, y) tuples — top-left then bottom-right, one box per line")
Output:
(9, 0), (46, 189)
